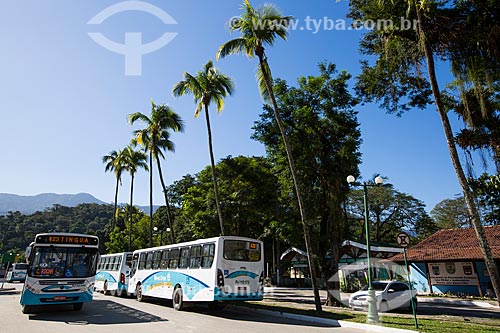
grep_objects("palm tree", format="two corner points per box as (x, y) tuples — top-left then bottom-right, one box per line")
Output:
(172, 60), (234, 236)
(128, 101), (184, 247)
(102, 149), (126, 229)
(376, 0), (500, 304)
(122, 146), (148, 251)
(415, 1), (500, 306)
(216, 0), (322, 311)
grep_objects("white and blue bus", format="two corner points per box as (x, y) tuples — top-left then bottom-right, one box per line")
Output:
(128, 236), (264, 310)
(95, 252), (132, 296)
(20, 233), (99, 314)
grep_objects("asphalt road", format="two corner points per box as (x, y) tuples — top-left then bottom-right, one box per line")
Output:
(0, 283), (373, 333)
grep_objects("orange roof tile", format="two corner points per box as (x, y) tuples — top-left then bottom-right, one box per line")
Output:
(390, 226), (500, 262)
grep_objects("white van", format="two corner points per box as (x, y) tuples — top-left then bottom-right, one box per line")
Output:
(6, 263), (28, 282)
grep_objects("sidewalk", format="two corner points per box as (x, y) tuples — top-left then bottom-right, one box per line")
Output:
(257, 287), (418, 332)
(256, 287), (499, 332)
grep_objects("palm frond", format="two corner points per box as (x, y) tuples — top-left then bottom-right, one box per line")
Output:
(217, 38), (252, 60)
(127, 112), (149, 125)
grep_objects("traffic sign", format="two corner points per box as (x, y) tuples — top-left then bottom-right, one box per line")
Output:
(396, 232), (410, 247)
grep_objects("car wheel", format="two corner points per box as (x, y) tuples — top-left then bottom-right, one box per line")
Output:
(380, 300), (389, 312)
(173, 287), (183, 311)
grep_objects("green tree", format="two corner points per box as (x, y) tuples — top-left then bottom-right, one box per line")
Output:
(252, 62), (362, 305)
(430, 196), (471, 230)
(102, 149), (127, 229)
(177, 156), (279, 241)
(347, 181), (433, 242)
(216, 0), (322, 311)
(172, 60), (234, 236)
(129, 102), (184, 246)
(122, 146), (148, 251)
(106, 206), (147, 253)
(349, 0), (500, 305)
(470, 174), (500, 226)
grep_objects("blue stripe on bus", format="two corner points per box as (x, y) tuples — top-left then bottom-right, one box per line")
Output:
(95, 271), (117, 283)
(141, 271), (209, 300)
(225, 270), (258, 279)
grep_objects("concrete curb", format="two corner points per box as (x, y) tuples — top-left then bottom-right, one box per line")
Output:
(228, 305), (418, 333)
(0, 287), (16, 293)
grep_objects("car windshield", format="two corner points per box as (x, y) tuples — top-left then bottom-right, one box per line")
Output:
(361, 282), (388, 291)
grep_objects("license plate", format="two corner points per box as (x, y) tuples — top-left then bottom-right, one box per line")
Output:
(54, 296), (66, 301)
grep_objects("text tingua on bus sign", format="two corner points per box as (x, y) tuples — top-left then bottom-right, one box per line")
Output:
(35, 235), (99, 246)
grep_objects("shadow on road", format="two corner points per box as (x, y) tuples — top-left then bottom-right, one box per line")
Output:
(28, 299), (168, 325)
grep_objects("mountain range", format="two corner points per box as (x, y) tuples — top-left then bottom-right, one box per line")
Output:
(0, 193), (162, 215)
(0, 193), (108, 215)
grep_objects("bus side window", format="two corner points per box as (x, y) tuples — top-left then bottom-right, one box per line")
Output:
(160, 250), (169, 269)
(153, 251), (162, 269)
(201, 244), (215, 268)
(138, 253), (146, 270)
(179, 248), (189, 269)
(130, 253), (139, 277)
(126, 254), (133, 269)
(145, 252), (154, 270)
(169, 249), (179, 269)
(189, 246), (202, 268)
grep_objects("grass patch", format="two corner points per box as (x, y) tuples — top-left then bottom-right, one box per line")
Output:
(238, 301), (500, 333)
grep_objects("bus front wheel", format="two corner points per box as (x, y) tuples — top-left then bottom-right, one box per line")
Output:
(73, 303), (83, 311)
(173, 287), (183, 311)
(22, 305), (33, 314)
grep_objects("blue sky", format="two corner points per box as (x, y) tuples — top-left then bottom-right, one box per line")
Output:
(0, 0), (492, 212)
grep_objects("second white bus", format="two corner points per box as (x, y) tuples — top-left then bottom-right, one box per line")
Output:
(128, 236), (264, 310)
(95, 252), (132, 296)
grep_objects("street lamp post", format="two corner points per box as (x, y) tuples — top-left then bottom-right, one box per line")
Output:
(153, 227), (163, 246)
(165, 227), (171, 245)
(347, 175), (383, 324)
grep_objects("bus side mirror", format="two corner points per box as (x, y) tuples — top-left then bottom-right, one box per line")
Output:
(25, 246), (32, 263)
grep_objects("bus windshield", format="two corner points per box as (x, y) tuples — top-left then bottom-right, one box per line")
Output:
(30, 246), (99, 279)
(223, 240), (261, 262)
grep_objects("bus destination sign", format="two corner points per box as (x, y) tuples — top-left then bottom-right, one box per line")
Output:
(36, 234), (98, 246)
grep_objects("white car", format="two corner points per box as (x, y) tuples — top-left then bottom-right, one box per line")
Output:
(349, 280), (417, 312)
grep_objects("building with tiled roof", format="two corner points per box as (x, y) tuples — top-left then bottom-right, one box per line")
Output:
(390, 226), (500, 262)
(388, 226), (500, 297)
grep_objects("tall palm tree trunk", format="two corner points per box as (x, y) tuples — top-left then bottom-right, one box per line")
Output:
(257, 49), (322, 312)
(113, 177), (119, 229)
(149, 151), (154, 247)
(204, 104), (225, 236)
(416, 7), (500, 305)
(128, 174), (135, 252)
(155, 155), (176, 243)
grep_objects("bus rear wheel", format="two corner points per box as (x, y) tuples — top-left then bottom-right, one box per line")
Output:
(208, 301), (226, 311)
(136, 284), (144, 302)
(173, 287), (183, 311)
